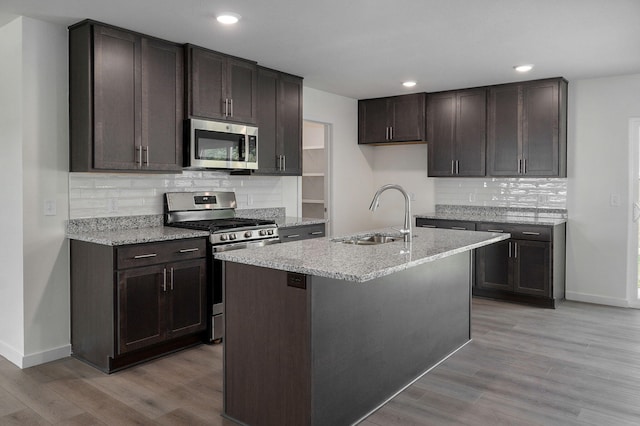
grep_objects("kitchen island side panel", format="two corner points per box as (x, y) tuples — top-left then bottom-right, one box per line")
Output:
(310, 251), (471, 426)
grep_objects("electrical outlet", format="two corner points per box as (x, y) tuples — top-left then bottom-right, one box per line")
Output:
(44, 200), (57, 216)
(610, 193), (621, 207)
(107, 199), (118, 213)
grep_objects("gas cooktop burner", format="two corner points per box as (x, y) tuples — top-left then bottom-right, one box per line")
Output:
(169, 218), (275, 232)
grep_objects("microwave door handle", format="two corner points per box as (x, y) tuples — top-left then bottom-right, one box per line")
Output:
(238, 136), (245, 161)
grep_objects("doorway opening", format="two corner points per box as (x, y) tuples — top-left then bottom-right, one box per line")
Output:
(302, 120), (331, 235)
(628, 118), (640, 307)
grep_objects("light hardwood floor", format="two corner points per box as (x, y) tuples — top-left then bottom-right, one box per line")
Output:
(1, 298), (640, 425)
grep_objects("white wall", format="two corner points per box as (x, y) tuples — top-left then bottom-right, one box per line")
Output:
(0, 17), (71, 368)
(567, 73), (640, 307)
(303, 87), (375, 235)
(371, 145), (434, 229)
(0, 17), (25, 366)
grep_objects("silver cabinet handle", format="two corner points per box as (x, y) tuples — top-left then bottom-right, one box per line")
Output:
(286, 234), (300, 238)
(310, 231), (324, 235)
(451, 226), (466, 230)
(179, 248), (199, 253)
(523, 158), (527, 174)
(385, 127), (389, 140)
(514, 242), (518, 258)
(229, 98), (233, 117)
(283, 155), (286, 171)
(509, 242), (512, 257)
(163, 268), (167, 292)
(136, 146), (142, 167)
(133, 253), (157, 259)
(420, 224), (437, 228)
(223, 98), (229, 117)
(170, 267), (174, 291)
(518, 159), (522, 174)
(451, 160), (455, 175)
(389, 126), (393, 140)
(456, 160), (459, 174)
(487, 229), (504, 233)
(522, 231), (540, 236)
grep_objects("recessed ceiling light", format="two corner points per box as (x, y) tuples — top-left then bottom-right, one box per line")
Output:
(514, 64), (534, 73)
(403, 81), (417, 88)
(216, 12), (241, 25)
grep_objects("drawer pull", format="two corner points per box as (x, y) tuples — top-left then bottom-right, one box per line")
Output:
(420, 224), (437, 228)
(522, 231), (541, 236)
(451, 227), (467, 230)
(133, 253), (157, 259)
(286, 234), (300, 238)
(310, 231), (324, 235)
(487, 229), (504, 233)
(179, 248), (200, 253)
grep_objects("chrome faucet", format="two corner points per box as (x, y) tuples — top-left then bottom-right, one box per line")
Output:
(369, 184), (412, 243)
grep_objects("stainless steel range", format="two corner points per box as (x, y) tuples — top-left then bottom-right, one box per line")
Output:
(164, 191), (279, 341)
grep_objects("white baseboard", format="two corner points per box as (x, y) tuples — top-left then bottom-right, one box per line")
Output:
(565, 291), (630, 308)
(22, 344), (71, 368)
(0, 341), (71, 369)
(0, 340), (24, 368)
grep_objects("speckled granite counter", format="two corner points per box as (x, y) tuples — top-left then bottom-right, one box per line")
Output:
(273, 216), (327, 228)
(66, 226), (209, 246)
(415, 204), (567, 226)
(215, 226), (508, 282)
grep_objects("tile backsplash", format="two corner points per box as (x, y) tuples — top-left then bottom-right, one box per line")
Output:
(69, 171), (288, 219)
(434, 178), (567, 210)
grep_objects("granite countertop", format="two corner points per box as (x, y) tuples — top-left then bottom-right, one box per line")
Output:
(273, 216), (327, 228)
(66, 227), (209, 246)
(215, 227), (509, 283)
(415, 212), (567, 226)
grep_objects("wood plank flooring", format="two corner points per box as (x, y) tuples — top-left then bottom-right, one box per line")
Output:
(1, 298), (639, 425)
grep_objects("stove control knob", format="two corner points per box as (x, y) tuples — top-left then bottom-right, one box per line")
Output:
(229, 233), (237, 240)
(244, 231), (253, 238)
(259, 229), (267, 236)
(220, 234), (228, 241)
(267, 229), (274, 235)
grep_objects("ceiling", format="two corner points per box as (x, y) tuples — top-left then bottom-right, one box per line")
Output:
(1, 0), (639, 99)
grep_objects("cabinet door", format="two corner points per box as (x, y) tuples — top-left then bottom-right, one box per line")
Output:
(117, 265), (166, 354)
(279, 74), (303, 175)
(427, 93), (456, 176)
(455, 89), (486, 176)
(255, 68), (279, 173)
(522, 81), (559, 176)
(190, 47), (225, 120)
(513, 240), (551, 296)
(487, 85), (520, 176)
(226, 58), (258, 124)
(141, 38), (183, 171)
(475, 240), (513, 291)
(389, 93), (425, 142)
(93, 25), (141, 170)
(167, 259), (207, 338)
(358, 98), (388, 144)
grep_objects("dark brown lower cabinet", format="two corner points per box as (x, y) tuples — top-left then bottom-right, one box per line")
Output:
(476, 239), (550, 296)
(71, 238), (207, 372)
(415, 217), (565, 308)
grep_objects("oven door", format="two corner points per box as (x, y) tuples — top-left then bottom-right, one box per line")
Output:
(209, 238), (280, 342)
(188, 118), (257, 170)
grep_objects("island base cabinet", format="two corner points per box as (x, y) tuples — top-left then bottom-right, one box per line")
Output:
(223, 252), (472, 426)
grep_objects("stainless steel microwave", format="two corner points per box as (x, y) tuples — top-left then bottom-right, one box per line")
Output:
(186, 118), (258, 170)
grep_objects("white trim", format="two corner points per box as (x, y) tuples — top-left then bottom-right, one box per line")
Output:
(627, 118), (640, 308)
(0, 340), (24, 368)
(21, 344), (71, 368)
(0, 341), (70, 369)
(566, 291), (630, 308)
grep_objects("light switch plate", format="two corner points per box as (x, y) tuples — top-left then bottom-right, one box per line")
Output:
(610, 193), (621, 207)
(44, 200), (57, 216)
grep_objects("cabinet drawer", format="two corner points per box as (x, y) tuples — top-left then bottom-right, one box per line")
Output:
(279, 223), (326, 242)
(117, 238), (207, 269)
(416, 218), (476, 231)
(476, 223), (551, 241)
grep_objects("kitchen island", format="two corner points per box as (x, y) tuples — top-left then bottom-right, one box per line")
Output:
(216, 227), (509, 426)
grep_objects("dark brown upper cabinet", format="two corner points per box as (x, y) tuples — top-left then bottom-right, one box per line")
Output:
(254, 67), (303, 175)
(427, 88), (486, 177)
(69, 21), (183, 172)
(186, 45), (258, 125)
(487, 78), (567, 177)
(358, 93), (426, 145)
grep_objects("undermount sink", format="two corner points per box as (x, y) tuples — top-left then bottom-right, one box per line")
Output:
(338, 234), (400, 245)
